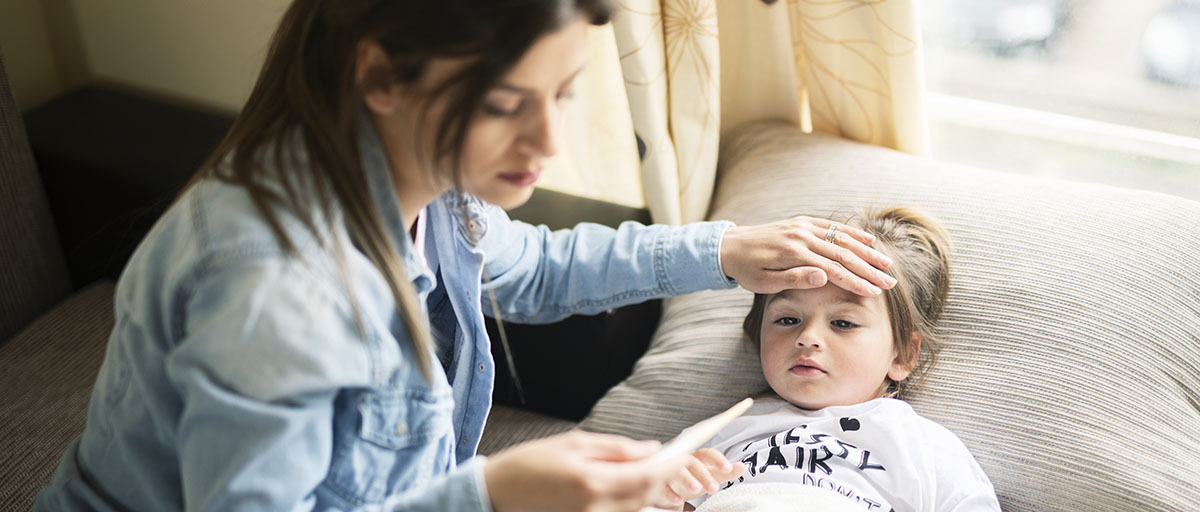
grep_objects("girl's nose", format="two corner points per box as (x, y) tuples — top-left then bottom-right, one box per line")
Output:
(795, 323), (822, 349)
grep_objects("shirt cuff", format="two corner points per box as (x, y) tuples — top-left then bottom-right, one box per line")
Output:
(469, 455), (494, 512)
(660, 220), (739, 295)
(713, 220), (738, 287)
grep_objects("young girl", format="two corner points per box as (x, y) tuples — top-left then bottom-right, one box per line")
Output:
(656, 208), (1001, 511)
(34, 1), (899, 511)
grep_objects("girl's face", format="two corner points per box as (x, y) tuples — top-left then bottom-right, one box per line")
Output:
(759, 285), (914, 410)
(458, 15), (590, 209)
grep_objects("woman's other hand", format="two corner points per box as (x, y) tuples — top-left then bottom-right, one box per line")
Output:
(720, 216), (896, 296)
(484, 431), (686, 512)
(652, 448), (746, 510)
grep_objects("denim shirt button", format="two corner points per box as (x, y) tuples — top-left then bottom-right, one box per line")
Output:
(477, 363), (485, 373)
(394, 422), (407, 436)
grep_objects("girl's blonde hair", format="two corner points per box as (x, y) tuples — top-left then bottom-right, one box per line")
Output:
(742, 207), (953, 398)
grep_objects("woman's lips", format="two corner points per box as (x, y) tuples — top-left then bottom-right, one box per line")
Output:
(499, 168), (541, 187)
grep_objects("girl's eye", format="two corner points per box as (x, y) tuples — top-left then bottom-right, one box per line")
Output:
(774, 316), (800, 326)
(832, 319), (857, 330)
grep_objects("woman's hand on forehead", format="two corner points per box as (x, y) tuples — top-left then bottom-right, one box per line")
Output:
(720, 216), (896, 297)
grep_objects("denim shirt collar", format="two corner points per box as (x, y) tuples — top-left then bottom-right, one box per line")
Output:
(356, 111), (435, 296)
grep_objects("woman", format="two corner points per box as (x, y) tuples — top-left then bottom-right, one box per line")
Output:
(35, 0), (896, 510)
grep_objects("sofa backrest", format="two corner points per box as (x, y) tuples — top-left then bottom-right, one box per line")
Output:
(581, 121), (1200, 511)
(0, 56), (72, 342)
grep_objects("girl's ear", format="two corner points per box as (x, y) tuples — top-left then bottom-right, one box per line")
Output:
(356, 40), (402, 115)
(887, 333), (921, 382)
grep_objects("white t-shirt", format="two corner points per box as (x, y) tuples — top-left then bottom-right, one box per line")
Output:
(689, 397), (1000, 512)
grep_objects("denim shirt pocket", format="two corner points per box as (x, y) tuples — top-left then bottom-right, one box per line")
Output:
(326, 387), (456, 506)
(358, 390), (451, 448)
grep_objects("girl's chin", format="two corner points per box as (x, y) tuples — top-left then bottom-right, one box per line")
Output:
(776, 387), (851, 410)
(783, 397), (827, 411)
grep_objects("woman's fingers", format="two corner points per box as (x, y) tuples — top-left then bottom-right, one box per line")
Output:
(720, 216), (896, 297)
(770, 266), (828, 291)
(803, 220), (894, 274)
(794, 218), (895, 296)
(805, 216), (878, 248)
(770, 236), (889, 297)
(815, 223), (893, 271)
(821, 259), (885, 297)
(485, 431), (688, 512)
(807, 237), (896, 296)
(572, 431), (662, 462)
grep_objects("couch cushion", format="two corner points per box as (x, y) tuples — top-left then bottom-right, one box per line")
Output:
(0, 57), (72, 342)
(0, 282), (115, 512)
(580, 122), (1200, 511)
(477, 405), (577, 456)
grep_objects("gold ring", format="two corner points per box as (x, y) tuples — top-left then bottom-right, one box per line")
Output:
(825, 224), (840, 244)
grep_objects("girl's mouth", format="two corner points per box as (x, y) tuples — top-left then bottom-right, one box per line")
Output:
(789, 359), (826, 376)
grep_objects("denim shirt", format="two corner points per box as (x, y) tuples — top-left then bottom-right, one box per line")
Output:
(35, 119), (736, 512)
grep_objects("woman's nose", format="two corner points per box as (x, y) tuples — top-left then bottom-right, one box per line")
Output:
(518, 99), (562, 158)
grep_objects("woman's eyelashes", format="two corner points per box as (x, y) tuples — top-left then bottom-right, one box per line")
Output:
(482, 101), (521, 117)
(481, 90), (576, 118)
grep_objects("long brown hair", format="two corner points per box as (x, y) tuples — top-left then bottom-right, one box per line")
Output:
(195, 0), (613, 380)
(743, 207), (952, 398)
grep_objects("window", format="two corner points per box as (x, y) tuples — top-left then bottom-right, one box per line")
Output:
(922, 0), (1200, 201)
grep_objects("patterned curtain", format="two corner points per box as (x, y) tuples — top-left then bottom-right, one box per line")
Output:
(720, 0), (929, 156)
(612, 0), (721, 226)
(545, 0), (927, 224)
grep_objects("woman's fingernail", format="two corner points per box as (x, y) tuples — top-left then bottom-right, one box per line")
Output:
(810, 273), (823, 286)
(870, 285), (882, 295)
(690, 481), (702, 491)
(721, 462), (732, 472)
(885, 275), (897, 286)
